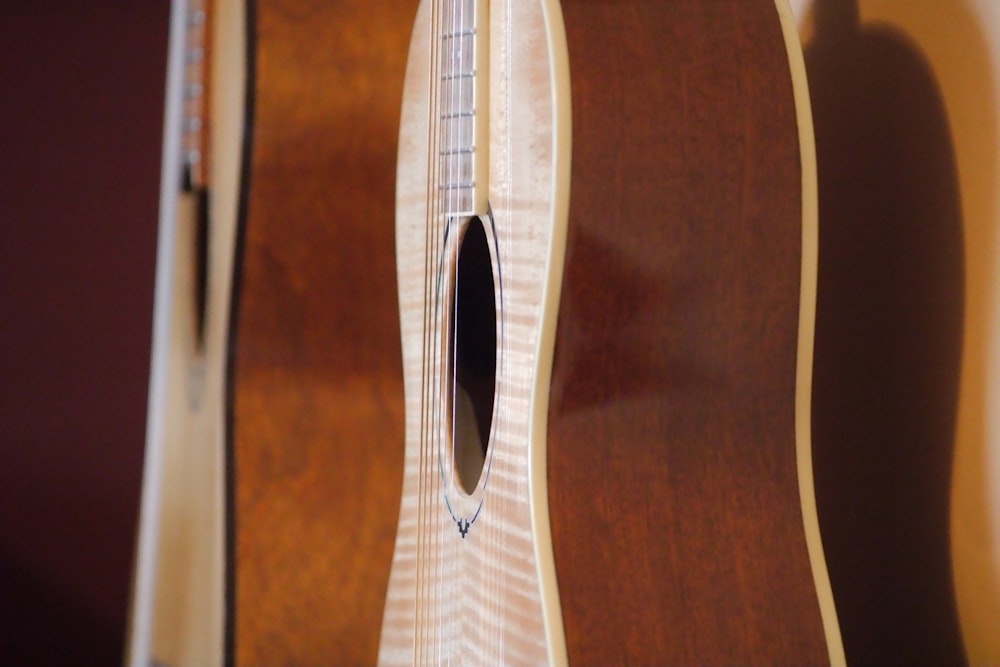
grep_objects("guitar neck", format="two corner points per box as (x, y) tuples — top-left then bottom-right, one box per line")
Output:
(436, 0), (489, 217)
(182, 0), (211, 191)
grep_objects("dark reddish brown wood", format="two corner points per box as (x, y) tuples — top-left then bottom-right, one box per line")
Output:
(229, 2), (416, 664)
(548, 2), (831, 664)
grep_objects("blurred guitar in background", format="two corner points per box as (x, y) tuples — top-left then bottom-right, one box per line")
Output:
(127, 0), (414, 665)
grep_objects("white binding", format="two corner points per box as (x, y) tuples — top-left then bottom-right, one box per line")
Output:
(527, 0), (571, 665)
(774, 0), (847, 664)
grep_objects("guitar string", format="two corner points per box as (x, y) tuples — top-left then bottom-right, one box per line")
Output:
(420, 0), (444, 661)
(493, 3), (502, 660)
(458, 0), (474, 659)
(433, 3), (455, 664)
(438, 2), (449, 661)
(437, 0), (450, 656)
(448, 0), (460, 661)
(469, 2), (491, 660)
(415, 0), (430, 654)
(418, 3), (430, 642)
(443, 16), (451, 655)
(489, 5), (498, 653)
(442, 0), (458, 657)
(468, 0), (478, 649)
(498, 1), (511, 660)
(418, 0), (444, 660)
(446, 0), (460, 659)
(456, 0), (478, 659)
(484, 1), (495, 659)
(434, 0), (448, 660)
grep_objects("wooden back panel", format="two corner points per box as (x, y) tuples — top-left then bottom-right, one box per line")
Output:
(229, 1), (415, 664)
(548, 1), (838, 663)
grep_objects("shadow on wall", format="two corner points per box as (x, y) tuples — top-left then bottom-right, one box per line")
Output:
(804, 0), (977, 663)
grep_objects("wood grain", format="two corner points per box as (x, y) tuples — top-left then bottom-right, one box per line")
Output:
(229, 1), (415, 665)
(379, 1), (569, 664)
(547, 1), (835, 664)
(382, 1), (837, 665)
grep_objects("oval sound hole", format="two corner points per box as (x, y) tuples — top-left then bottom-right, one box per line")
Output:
(193, 186), (210, 349)
(182, 165), (211, 351)
(450, 216), (497, 495)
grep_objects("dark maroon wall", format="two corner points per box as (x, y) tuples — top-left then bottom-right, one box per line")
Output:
(0, 3), (168, 664)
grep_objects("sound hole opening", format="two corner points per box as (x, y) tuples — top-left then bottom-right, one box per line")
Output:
(182, 166), (210, 350)
(450, 216), (497, 495)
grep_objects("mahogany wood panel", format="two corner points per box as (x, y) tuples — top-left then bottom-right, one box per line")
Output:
(548, 2), (830, 664)
(229, 1), (416, 664)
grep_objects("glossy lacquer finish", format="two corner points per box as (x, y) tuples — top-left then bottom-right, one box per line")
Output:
(229, 1), (415, 664)
(548, 1), (836, 664)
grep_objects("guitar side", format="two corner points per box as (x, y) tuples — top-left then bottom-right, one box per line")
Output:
(547, 0), (843, 663)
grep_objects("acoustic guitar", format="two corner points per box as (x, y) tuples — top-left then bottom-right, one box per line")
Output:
(127, 0), (415, 665)
(377, 0), (846, 664)
(129, 0), (844, 665)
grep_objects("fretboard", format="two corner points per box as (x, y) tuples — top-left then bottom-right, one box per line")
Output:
(182, 0), (210, 191)
(438, 0), (488, 217)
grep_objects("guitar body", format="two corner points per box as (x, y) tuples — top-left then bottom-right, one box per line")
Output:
(380, 0), (845, 664)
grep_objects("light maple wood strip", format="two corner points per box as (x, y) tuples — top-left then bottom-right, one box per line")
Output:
(379, 0), (569, 665)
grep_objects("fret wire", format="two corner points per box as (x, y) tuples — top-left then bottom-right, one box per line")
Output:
(182, 0), (210, 189)
(437, 0), (479, 216)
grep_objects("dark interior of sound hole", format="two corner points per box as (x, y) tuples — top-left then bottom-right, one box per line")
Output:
(193, 187), (209, 349)
(451, 216), (497, 495)
(183, 165), (210, 350)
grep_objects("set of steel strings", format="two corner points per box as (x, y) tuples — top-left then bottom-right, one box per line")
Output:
(413, 0), (508, 662)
